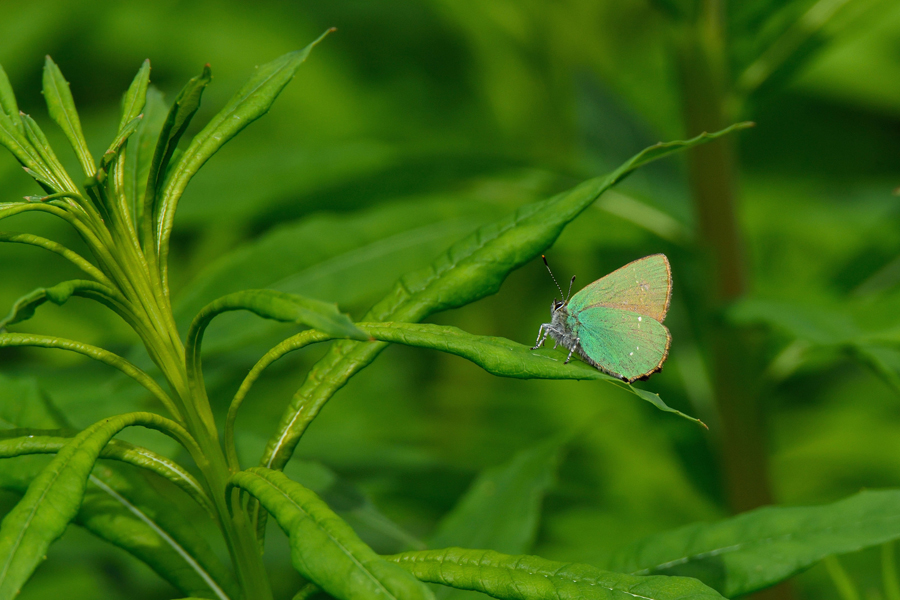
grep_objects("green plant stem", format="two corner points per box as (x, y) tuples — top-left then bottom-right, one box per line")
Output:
(675, 1), (774, 514)
(825, 555), (860, 600)
(674, 8), (795, 600)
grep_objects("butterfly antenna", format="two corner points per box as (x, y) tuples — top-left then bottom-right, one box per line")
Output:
(565, 275), (575, 302)
(542, 255), (565, 300)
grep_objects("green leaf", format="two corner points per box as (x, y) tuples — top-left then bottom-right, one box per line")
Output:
(0, 333), (181, 420)
(0, 63), (22, 133)
(430, 437), (562, 554)
(100, 114), (142, 173)
(19, 112), (78, 193)
(361, 323), (698, 422)
(42, 56), (96, 176)
(81, 467), (236, 600)
(124, 86), (167, 229)
(260, 123), (748, 472)
(606, 489), (900, 597)
(142, 64), (212, 250)
(120, 59), (150, 132)
(386, 548), (726, 600)
(0, 280), (121, 331)
(186, 289), (367, 403)
(229, 467), (435, 600)
(174, 195), (500, 355)
(156, 29), (334, 273)
(0, 232), (110, 286)
(0, 375), (234, 600)
(0, 110), (55, 190)
(0, 430), (214, 518)
(0, 412), (197, 598)
(270, 454), (424, 553)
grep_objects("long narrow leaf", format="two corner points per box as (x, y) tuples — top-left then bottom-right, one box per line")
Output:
(186, 289), (368, 412)
(0, 280), (123, 330)
(19, 113), (78, 193)
(0, 333), (180, 420)
(0, 430), (214, 518)
(260, 125), (750, 471)
(386, 548), (726, 600)
(606, 489), (900, 597)
(0, 376), (234, 599)
(142, 65), (212, 252)
(0, 412), (197, 597)
(362, 323), (698, 422)
(156, 30), (333, 281)
(0, 111), (55, 189)
(229, 467), (434, 600)
(125, 86), (167, 231)
(42, 56), (96, 176)
(0, 232), (109, 284)
(120, 59), (150, 132)
(0, 64), (22, 132)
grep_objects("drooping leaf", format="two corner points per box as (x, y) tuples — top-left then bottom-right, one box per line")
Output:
(0, 411), (197, 597)
(0, 375), (234, 599)
(186, 289), (368, 410)
(42, 56), (96, 176)
(174, 196), (501, 354)
(261, 122), (748, 476)
(0, 430), (213, 517)
(360, 323), (698, 423)
(229, 467), (435, 600)
(606, 489), (900, 597)
(0, 280), (121, 330)
(156, 29), (334, 273)
(386, 548), (726, 600)
(0, 333), (180, 419)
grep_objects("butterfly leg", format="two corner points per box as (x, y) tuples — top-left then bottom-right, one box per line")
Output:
(564, 337), (580, 364)
(531, 324), (548, 350)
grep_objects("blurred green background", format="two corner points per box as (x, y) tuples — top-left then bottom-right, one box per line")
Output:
(2, 1), (900, 599)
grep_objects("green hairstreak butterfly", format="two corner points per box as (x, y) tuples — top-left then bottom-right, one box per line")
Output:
(531, 254), (672, 383)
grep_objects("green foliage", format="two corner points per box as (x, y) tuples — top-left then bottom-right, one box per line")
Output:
(386, 548), (726, 600)
(608, 490), (900, 597)
(0, 3), (897, 600)
(230, 467), (435, 600)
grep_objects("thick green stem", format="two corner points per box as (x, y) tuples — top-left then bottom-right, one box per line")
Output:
(676, 0), (772, 514)
(675, 5), (794, 600)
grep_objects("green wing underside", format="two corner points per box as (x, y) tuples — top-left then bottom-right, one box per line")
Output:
(567, 254), (671, 321)
(569, 307), (671, 381)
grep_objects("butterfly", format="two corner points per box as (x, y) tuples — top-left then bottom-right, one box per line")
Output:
(531, 254), (672, 383)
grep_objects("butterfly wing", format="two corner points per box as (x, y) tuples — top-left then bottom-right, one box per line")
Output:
(574, 307), (671, 382)
(567, 254), (671, 321)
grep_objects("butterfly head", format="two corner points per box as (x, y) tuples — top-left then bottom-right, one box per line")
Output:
(541, 255), (576, 313)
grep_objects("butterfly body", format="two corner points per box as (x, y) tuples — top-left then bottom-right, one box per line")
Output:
(532, 254), (672, 383)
